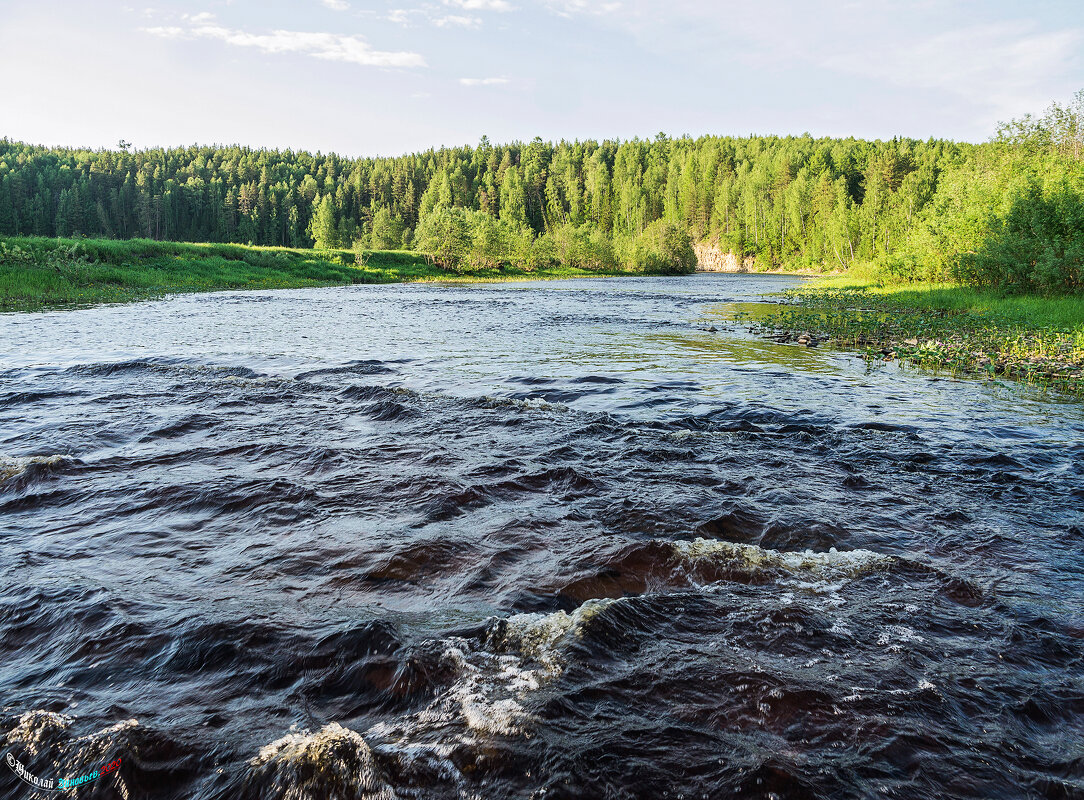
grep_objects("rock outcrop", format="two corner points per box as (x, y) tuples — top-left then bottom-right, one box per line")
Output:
(693, 243), (756, 272)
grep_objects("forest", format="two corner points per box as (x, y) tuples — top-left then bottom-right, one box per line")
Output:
(0, 92), (1081, 290)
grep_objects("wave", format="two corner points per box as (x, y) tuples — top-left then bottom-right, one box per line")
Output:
(3, 710), (75, 755)
(294, 360), (397, 381)
(67, 358), (265, 381)
(673, 538), (894, 580)
(492, 598), (617, 671)
(350, 598), (620, 785)
(476, 395), (570, 414)
(245, 723), (396, 800)
(550, 536), (897, 604)
(0, 454), (72, 483)
(241, 604), (620, 798)
(433, 640), (544, 737)
(3, 711), (140, 797)
(0, 389), (83, 407)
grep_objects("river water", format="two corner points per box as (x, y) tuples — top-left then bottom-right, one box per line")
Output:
(1, 274), (1082, 799)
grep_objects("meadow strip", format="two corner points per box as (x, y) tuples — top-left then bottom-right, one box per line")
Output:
(748, 283), (1084, 396)
(0, 236), (629, 311)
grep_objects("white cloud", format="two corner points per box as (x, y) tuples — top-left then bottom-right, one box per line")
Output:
(385, 6), (482, 28)
(321, 0), (350, 10)
(434, 14), (482, 28)
(544, 0), (621, 17)
(385, 9), (414, 25)
(459, 76), (510, 85)
(142, 25), (184, 38)
(821, 22), (1084, 124)
(538, 0), (1083, 132)
(142, 15), (426, 68)
(444, 0), (512, 11)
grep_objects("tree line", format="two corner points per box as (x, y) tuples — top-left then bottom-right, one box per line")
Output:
(1, 91), (1080, 289)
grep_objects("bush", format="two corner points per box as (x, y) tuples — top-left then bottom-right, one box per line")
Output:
(416, 208), (472, 271)
(528, 232), (558, 271)
(552, 224), (618, 271)
(616, 221), (696, 274)
(956, 182), (1084, 293)
(467, 212), (503, 270)
(646, 221), (697, 274)
(243, 250), (293, 269)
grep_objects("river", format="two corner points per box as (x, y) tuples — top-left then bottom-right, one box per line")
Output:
(1, 274), (1082, 799)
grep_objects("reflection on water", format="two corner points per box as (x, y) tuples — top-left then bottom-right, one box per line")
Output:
(639, 328), (844, 375)
(1, 274), (1082, 799)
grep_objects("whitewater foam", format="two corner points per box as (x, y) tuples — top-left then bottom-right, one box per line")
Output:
(363, 596), (621, 780)
(674, 538), (894, 580)
(3, 710), (74, 754)
(0, 455), (70, 482)
(498, 598), (617, 671)
(248, 723), (396, 800)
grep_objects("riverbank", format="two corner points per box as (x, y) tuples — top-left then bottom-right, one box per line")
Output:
(748, 276), (1084, 396)
(695, 266), (839, 277)
(0, 236), (630, 311)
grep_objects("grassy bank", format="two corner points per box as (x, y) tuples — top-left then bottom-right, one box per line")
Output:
(749, 277), (1084, 396)
(0, 236), (629, 311)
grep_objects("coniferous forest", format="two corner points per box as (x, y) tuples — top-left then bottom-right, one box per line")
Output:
(1, 92), (1081, 291)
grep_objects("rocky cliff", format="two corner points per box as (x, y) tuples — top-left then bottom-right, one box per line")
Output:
(694, 243), (756, 272)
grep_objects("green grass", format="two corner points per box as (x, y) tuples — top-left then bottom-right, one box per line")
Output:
(808, 275), (1084, 331)
(0, 236), (631, 311)
(749, 277), (1084, 396)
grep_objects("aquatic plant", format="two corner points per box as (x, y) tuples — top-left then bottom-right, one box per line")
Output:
(751, 285), (1084, 396)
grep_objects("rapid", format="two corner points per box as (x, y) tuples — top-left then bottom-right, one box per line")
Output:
(1, 274), (1081, 799)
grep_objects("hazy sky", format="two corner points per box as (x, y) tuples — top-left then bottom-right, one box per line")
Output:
(2, 0), (1082, 156)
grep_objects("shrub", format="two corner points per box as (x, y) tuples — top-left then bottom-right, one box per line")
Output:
(466, 212), (503, 270)
(416, 208), (472, 271)
(616, 221), (696, 274)
(370, 207), (405, 250)
(552, 224), (617, 271)
(956, 182), (1084, 293)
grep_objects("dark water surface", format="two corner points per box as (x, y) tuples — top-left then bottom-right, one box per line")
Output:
(1, 275), (1082, 799)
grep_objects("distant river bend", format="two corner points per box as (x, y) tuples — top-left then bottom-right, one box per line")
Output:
(1, 275), (1082, 799)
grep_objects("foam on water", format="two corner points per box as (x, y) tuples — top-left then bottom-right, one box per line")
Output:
(478, 395), (569, 413)
(0, 455), (69, 482)
(4, 710), (139, 754)
(498, 597), (617, 671)
(409, 601), (620, 739)
(674, 537), (894, 581)
(3, 711), (138, 797)
(360, 598), (622, 789)
(430, 600), (619, 738)
(438, 644), (540, 737)
(247, 723), (396, 800)
(3, 710), (74, 754)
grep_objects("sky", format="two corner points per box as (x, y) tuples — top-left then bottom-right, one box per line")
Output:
(1, 0), (1082, 157)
